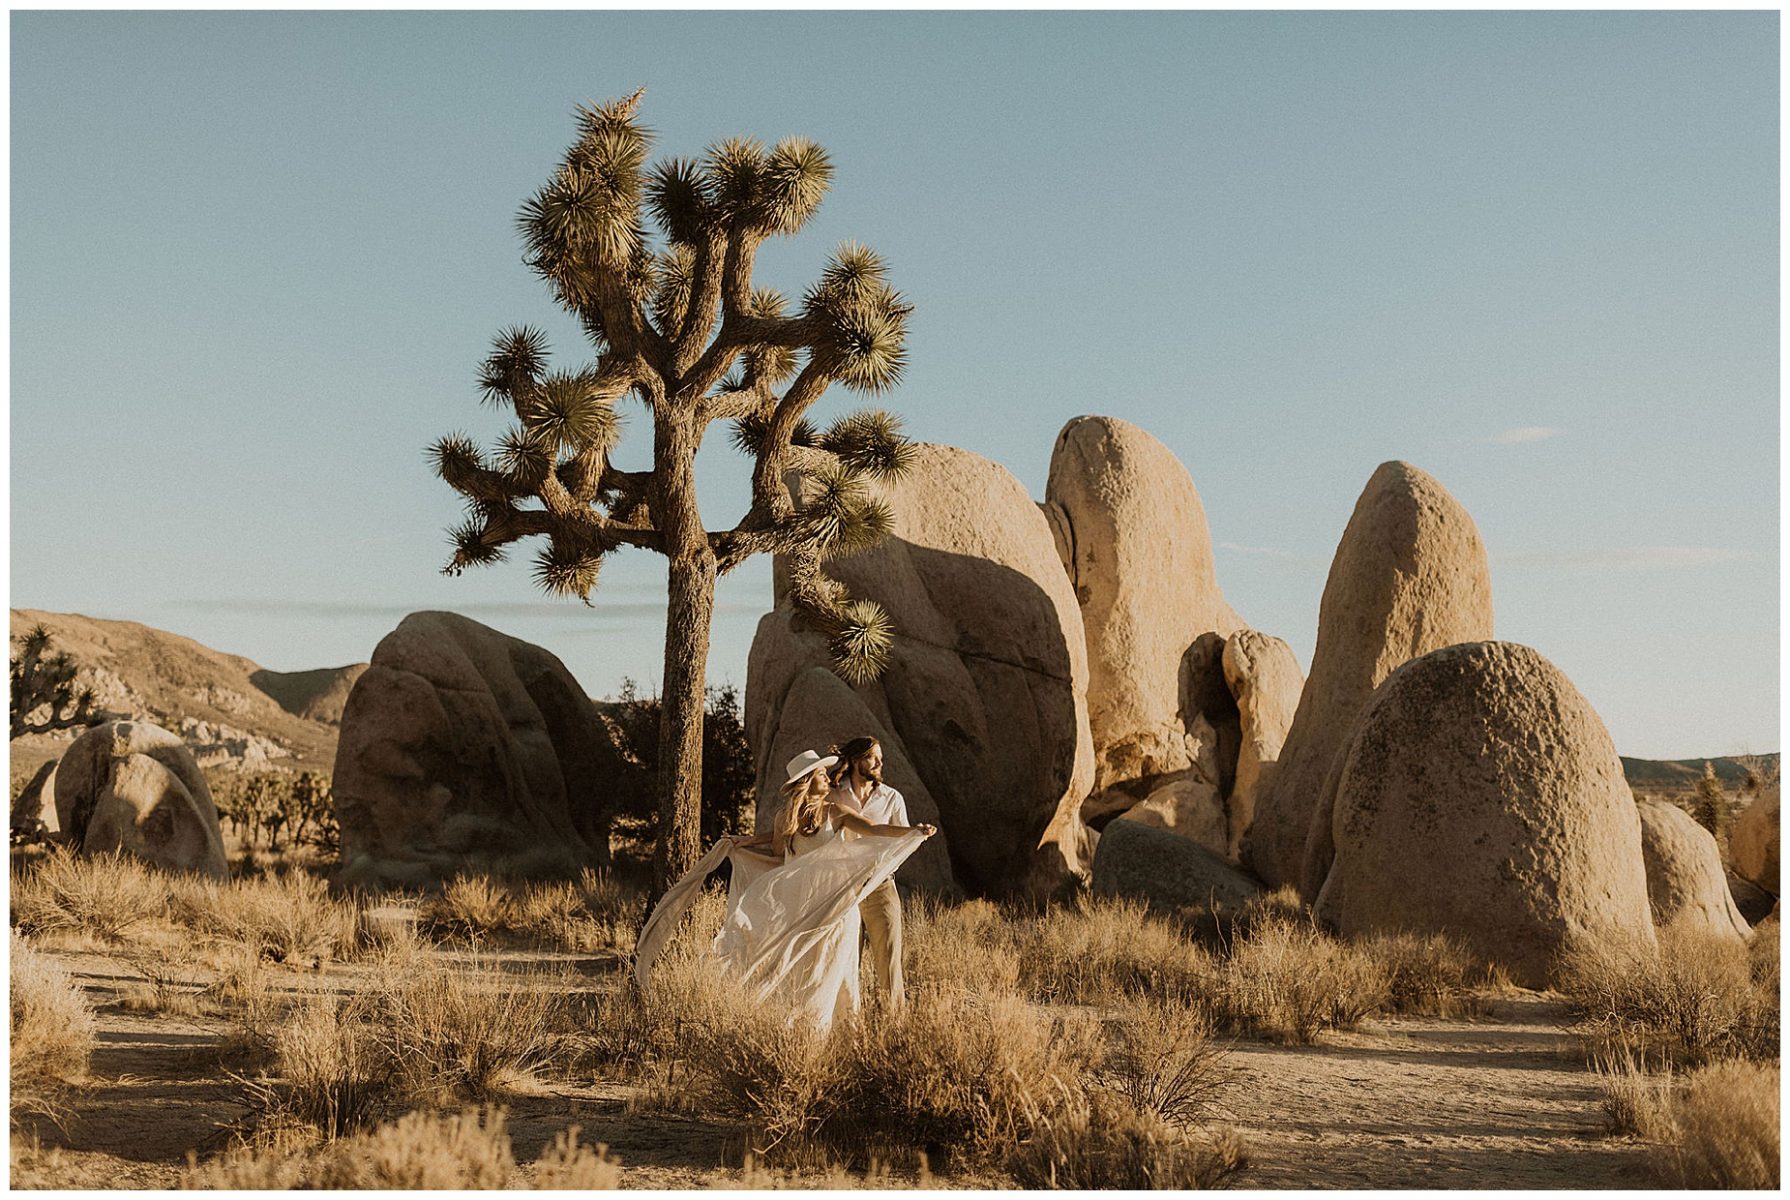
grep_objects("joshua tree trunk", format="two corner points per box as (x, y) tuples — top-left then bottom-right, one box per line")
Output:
(653, 419), (714, 895)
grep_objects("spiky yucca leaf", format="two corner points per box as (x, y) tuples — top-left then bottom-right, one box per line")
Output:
(531, 539), (603, 602)
(819, 285), (911, 394)
(647, 157), (712, 246)
(730, 411), (821, 458)
(496, 426), (554, 487)
(819, 409), (915, 480)
(706, 136), (768, 225)
(819, 495), (893, 558)
(478, 326), (549, 406)
(803, 242), (889, 315)
(522, 372), (621, 453)
(429, 433), (484, 485)
(652, 245), (696, 333)
(520, 165), (640, 270)
(830, 599), (895, 686)
(759, 137), (832, 234)
(445, 516), (508, 574)
(799, 464), (894, 557)
(574, 87), (647, 140)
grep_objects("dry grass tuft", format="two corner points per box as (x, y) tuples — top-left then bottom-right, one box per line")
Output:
(187, 1105), (539, 1188)
(376, 958), (571, 1102)
(903, 897), (1022, 997)
(1100, 995), (1230, 1128)
(1007, 1088), (1248, 1189)
(259, 995), (389, 1137)
(10, 935), (95, 1127)
(728, 1153), (914, 1189)
(1358, 930), (1486, 1017)
(529, 1123), (624, 1188)
(12, 848), (168, 943)
(1217, 917), (1389, 1043)
(1649, 1059), (1779, 1188)
(182, 869), (359, 965)
(1591, 1047), (1675, 1139)
(1559, 923), (1772, 1065)
(1016, 895), (1216, 1004)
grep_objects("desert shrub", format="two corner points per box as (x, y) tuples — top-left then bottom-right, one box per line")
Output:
(606, 680), (757, 849)
(176, 869), (357, 965)
(729, 1154), (914, 1189)
(1649, 1059), (1779, 1188)
(1227, 885), (1308, 940)
(205, 944), (282, 1065)
(903, 897), (1022, 997)
(1007, 1088), (1247, 1189)
(209, 769), (338, 853)
(11, 847), (168, 942)
(824, 988), (1102, 1169)
(188, 1105), (527, 1189)
(1559, 923), (1770, 1065)
(423, 874), (519, 942)
(118, 949), (206, 1017)
(530, 1123), (624, 1188)
(10, 935), (95, 1126)
(1591, 1047), (1675, 1139)
(1358, 930), (1485, 1016)
(1217, 917), (1389, 1043)
(376, 959), (569, 1102)
(1016, 895), (1216, 1004)
(259, 995), (390, 1137)
(1100, 996), (1229, 1128)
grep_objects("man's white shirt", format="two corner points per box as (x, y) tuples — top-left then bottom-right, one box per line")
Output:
(832, 780), (909, 828)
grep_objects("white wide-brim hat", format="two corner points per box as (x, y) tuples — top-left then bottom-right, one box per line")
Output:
(783, 749), (839, 788)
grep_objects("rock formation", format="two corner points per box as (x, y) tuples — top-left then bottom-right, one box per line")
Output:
(52, 721), (227, 878)
(1241, 461), (1495, 894)
(1729, 782), (1779, 897)
(746, 443), (1095, 898)
(1043, 416), (1245, 817)
(1635, 796), (1750, 941)
(332, 612), (624, 888)
(1220, 629), (1303, 857)
(1090, 817), (1264, 913)
(1312, 642), (1655, 987)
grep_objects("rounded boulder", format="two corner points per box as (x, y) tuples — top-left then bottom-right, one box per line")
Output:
(53, 721), (227, 878)
(1635, 796), (1749, 942)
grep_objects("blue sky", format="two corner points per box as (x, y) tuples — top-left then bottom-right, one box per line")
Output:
(11, 10), (1779, 759)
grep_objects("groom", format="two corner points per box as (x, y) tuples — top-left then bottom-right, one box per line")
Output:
(828, 736), (910, 1006)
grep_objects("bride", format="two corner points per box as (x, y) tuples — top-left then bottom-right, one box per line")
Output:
(635, 749), (935, 1030)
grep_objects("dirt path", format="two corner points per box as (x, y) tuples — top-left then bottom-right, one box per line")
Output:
(13, 952), (1650, 1189)
(1222, 995), (1651, 1188)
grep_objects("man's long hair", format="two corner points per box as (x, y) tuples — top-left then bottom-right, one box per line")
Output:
(829, 736), (881, 786)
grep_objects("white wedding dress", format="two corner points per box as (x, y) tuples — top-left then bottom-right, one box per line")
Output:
(636, 816), (928, 1030)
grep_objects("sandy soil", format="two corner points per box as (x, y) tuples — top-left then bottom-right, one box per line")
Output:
(12, 948), (1650, 1189)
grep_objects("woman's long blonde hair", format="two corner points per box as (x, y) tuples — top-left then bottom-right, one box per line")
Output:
(777, 767), (833, 843)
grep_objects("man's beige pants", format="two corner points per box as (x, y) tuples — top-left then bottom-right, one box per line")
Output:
(860, 877), (904, 1005)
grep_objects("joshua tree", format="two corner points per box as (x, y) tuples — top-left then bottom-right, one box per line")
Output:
(429, 89), (914, 893)
(9, 624), (101, 741)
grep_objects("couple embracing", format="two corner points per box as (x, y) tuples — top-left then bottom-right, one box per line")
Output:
(636, 737), (937, 1030)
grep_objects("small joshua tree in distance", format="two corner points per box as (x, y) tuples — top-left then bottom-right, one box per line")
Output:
(10, 624), (102, 741)
(430, 89), (915, 894)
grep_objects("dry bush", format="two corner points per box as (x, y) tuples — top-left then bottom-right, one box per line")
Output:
(259, 995), (390, 1137)
(1101, 996), (1230, 1128)
(1358, 930), (1485, 1017)
(508, 870), (639, 955)
(1007, 1088), (1247, 1189)
(728, 1152), (921, 1189)
(376, 958), (570, 1102)
(205, 945), (282, 1066)
(189, 1105), (527, 1188)
(424, 874), (519, 942)
(10, 935), (95, 1126)
(117, 950), (205, 1017)
(1218, 917), (1389, 1043)
(903, 896), (1022, 997)
(175, 869), (358, 965)
(824, 988), (1102, 1169)
(1559, 924), (1770, 1065)
(1225, 885), (1308, 941)
(1591, 1047), (1675, 1139)
(1649, 1059), (1779, 1188)
(11, 848), (168, 943)
(1016, 895), (1215, 1004)
(529, 1123), (624, 1188)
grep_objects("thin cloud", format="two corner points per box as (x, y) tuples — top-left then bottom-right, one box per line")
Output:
(1488, 426), (1561, 445)
(1498, 545), (1750, 571)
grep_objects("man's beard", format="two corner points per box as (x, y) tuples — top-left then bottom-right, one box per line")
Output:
(854, 762), (882, 786)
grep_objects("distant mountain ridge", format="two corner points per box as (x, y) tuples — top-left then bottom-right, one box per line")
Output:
(1620, 754), (1777, 790)
(8, 608), (363, 787)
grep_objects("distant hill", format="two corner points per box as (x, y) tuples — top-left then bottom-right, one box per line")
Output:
(1621, 754), (1777, 791)
(8, 608), (362, 790)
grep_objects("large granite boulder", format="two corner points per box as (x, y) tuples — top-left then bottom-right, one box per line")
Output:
(11, 759), (59, 840)
(52, 721), (226, 878)
(1043, 416), (1245, 813)
(1312, 642), (1655, 987)
(1220, 630), (1303, 857)
(1729, 782), (1779, 896)
(332, 612), (622, 888)
(747, 443), (1095, 899)
(1090, 817), (1264, 913)
(1635, 797), (1749, 942)
(1242, 461), (1495, 894)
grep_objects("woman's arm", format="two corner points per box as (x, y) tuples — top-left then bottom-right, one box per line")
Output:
(827, 803), (935, 839)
